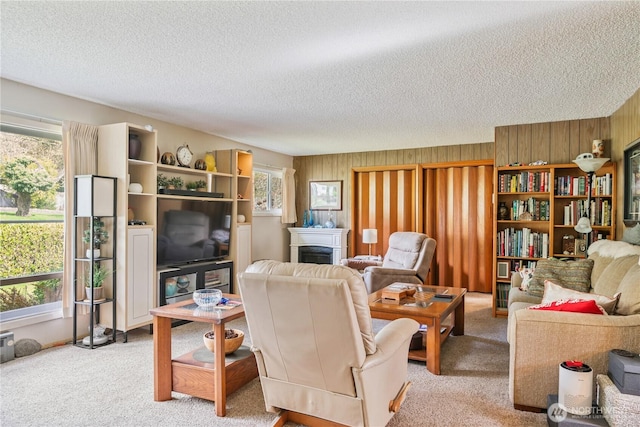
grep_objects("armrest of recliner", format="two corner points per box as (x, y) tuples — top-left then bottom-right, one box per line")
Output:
(341, 258), (382, 271)
(352, 318), (419, 421)
(362, 267), (422, 293)
(363, 317), (420, 369)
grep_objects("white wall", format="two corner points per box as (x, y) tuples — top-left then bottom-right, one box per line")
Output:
(0, 78), (293, 347)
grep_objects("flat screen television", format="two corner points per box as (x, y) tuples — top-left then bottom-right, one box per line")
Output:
(157, 198), (233, 267)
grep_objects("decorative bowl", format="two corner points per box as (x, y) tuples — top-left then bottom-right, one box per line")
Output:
(193, 288), (222, 309)
(203, 329), (244, 354)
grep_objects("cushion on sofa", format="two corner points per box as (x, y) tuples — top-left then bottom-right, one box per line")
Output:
(541, 280), (620, 314)
(589, 253), (615, 285)
(615, 263), (640, 315)
(527, 299), (607, 314)
(526, 258), (593, 298)
(592, 255), (640, 297)
(622, 223), (640, 245)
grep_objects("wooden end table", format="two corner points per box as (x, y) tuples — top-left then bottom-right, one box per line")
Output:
(368, 285), (466, 375)
(150, 294), (258, 417)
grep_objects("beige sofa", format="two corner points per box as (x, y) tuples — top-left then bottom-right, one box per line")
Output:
(507, 239), (640, 411)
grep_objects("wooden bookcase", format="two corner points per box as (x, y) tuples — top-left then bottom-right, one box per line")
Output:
(492, 162), (616, 317)
(97, 123), (157, 338)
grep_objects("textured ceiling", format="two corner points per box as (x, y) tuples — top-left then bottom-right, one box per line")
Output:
(1, 1), (639, 156)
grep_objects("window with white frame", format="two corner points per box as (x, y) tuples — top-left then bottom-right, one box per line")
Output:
(0, 113), (64, 323)
(253, 167), (282, 216)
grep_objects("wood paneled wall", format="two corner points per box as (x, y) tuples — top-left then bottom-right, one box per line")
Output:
(422, 161), (494, 291)
(495, 117), (611, 167)
(292, 142), (494, 251)
(611, 88), (640, 234)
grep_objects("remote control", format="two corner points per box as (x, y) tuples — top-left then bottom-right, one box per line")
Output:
(435, 293), (453, 299)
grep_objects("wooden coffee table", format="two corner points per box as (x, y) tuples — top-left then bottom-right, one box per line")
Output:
(150, 295), (258, 417)
(368, 285), (466, 375)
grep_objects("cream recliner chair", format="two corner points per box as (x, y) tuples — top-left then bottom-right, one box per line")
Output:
(238, 260), (419, 427)
(361, 232), (436, 293)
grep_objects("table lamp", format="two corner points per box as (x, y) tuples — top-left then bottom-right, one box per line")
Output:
(362, 229), (377, 257)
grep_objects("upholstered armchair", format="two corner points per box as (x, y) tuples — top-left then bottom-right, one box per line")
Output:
(238, 260), (419, 427)
(361, 231), (436, 293)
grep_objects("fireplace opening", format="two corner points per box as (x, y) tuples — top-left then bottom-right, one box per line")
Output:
(298, 246), (333, 264)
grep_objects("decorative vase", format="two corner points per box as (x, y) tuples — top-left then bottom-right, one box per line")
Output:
(308, 210), (314, 227)
(128, 134), (141, 159)
(324, 213), (335, 229)
(497, 202), (509, 220)
(592, 139), (605, 158)
(86, 249), (101, 259)
(165, 278), (177, 297)
(302, 210), (308, 228)
(176, 276), (190, 293)
(85, 286), (104, 301)
(128, 182), (143, 193)
(204, 152), (217, 172)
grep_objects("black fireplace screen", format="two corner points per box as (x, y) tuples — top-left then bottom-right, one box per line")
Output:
(298, 246), (333, 264)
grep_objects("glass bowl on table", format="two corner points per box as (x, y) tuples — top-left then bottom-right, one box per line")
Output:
(193, 288), (223, 310)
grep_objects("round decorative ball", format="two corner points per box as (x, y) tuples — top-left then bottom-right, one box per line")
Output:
(237, 214), (246, 223)
(194, 159), (207, 170)
(128, 183), (143, 193)
(161, 152), (176, 165)
(176, 276), (190, 293)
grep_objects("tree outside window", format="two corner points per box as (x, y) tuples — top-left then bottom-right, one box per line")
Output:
(0, 124), (64, 320)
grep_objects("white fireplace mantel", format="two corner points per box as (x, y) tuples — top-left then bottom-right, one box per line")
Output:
(288, 227), (350, 265)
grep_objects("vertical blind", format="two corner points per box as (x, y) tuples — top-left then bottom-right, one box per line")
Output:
(422, 162), (493, 291)
(351, 166), (418, 257)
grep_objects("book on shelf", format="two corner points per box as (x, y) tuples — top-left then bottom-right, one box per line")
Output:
(496, 228), (548, 258)
(499, 171), (550, 193)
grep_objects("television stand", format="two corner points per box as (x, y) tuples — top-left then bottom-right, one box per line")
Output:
(158, 260), (233, 327)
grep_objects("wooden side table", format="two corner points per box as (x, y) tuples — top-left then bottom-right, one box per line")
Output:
(150, 295), (258, 417)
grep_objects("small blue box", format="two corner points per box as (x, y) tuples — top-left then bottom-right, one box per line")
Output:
(608, 349), (640, 396)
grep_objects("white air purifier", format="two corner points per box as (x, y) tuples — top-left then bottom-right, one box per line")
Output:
(558, 361), (593, 415)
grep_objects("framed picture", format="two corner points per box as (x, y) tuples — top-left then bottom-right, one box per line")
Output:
(575, 239), (587, 257)
(497, 261), (511, 279)
(309, 180), (342, 210)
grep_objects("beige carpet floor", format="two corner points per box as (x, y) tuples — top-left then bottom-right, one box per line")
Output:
(0, 292), (546, 426)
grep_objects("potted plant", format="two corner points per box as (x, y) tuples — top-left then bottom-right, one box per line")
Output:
(82, 218), (109, 258)
(186, 181), (198, 191)
(84, 263), (110, 301)
(194, 179), (207, 191)
(157, 173), (169, 191)
(167, 176), (183, 190)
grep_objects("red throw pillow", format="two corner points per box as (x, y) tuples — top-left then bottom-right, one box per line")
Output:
(527, 299), (606, 315)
